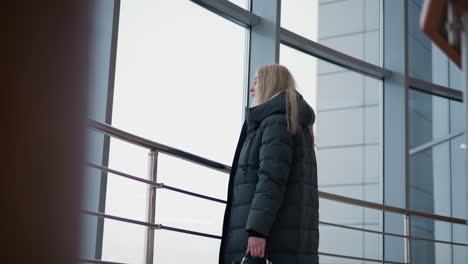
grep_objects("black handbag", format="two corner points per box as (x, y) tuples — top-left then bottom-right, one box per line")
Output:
(233, 252), (272, 264)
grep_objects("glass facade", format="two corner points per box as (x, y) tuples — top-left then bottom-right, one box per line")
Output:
(102, 0), (247, 263)
(81, 0), (467, 264)
(282, 0), (382, 67)
(408, 0), (464, 89)
(281, 1), (384, 260)
(409, 89), (467, 264)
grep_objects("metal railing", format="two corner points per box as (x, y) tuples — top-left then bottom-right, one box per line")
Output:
(83, 119), (468, 264)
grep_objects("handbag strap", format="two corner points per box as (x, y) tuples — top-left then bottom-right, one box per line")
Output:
(240, 253), (272, 264)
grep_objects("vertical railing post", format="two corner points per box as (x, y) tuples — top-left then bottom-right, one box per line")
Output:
(145, 150), (159, 264)
(403, 214), (412, 264)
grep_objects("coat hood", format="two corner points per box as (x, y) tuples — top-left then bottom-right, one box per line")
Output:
(245, 90), (315, 132)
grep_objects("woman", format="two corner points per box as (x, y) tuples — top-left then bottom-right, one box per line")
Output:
(218, 64), (319, 264)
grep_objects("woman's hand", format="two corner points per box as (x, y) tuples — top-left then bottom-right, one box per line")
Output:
(246, 236), (266, 258)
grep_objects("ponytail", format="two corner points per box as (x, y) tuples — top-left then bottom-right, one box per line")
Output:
(285, 78), (300, 136)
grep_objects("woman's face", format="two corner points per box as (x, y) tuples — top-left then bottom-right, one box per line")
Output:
(249, 73), (258, 98)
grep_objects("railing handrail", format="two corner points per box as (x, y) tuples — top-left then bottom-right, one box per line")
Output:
(89, 119), (231, 174)
(319, 191), (467, 225)
(88, 119), (468, 225)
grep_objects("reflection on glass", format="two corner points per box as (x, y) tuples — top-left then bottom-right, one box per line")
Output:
(409, 89), (467, 264)
(411, 216), (467, 264)
(105, 0), (247, 263)
(281, 0), (382, 66)
(280, 44), (383, 203)
(280, 44), (383, 261)
(319, 199), (383, 261)
(407, 0), (463, 89)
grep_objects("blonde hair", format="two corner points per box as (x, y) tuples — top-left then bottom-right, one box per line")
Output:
(255, 64), (315, 147)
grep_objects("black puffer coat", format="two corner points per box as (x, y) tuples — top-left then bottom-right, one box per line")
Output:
(218, 90), (319, 264)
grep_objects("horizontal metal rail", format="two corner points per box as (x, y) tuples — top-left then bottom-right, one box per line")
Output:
(318, 251), (406, 264)
(160, 225), (222, 240)
(88, 119), (231, 174)
(87, 162), (160, 187)
(88, 162), (226, 204)
(82, 209), (466, 264)
(82, 210), (162, 229)
(408, 77), (464, 102)
(319, 221), (467, 247)
(82, 210), (222, 240)
(87, 164), (467, 245)
(280, 28), (392, 80)
(190, 0), (260, 27)
(88, 120), (468, 226)
(162, 183), (227, 204)
(78, 258), (127, 264)
(83, 209), (418, 264)
(319, 191), (467, 225)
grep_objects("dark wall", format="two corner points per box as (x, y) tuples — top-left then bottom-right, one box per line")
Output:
(4, 2), (93, 263)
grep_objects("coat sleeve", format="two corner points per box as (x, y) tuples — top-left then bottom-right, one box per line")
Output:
(245, 120), (294, 237)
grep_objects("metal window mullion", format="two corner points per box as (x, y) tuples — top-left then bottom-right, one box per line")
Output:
(247, 0), (282, 108)
(461, 11), (468, 255)
(383, 0), (409, 262)
(407, 77), (463, 102)
(144, 150), (159, 264)
(190, 0), (261, 27)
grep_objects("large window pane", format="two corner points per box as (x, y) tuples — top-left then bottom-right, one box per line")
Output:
(228, 0), (249, 9)
(281, 0), (382, 66)
(409, 89), (466, 214)
(407, 0), (463, 89)
(409, 89), (467, 264)
(104, 0), (247, 263)
(280, 44), (383, 203)
(411, 216), (468, 264)
(319, 199), (384, 262)
(155, 230), (221, 264)
(101, 219), (146, 264)
(280, 43), (383, 261)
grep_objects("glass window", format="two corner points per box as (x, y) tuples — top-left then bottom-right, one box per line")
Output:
(281, 0), (382, 66)
(410, 217), (468, 264)
(409, 89), (466, 219)
(280, 44), (383, 204)
(281, 43), (384, 260)
(101, 220), (146, 264)
(103, 0), (248, 263)
(228, 0), (249, 9)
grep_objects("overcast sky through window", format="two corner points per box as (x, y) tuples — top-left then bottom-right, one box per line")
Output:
(102, 1), (318, 263)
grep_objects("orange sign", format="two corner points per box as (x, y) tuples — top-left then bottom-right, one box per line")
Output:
(420, 0), (468, 68)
